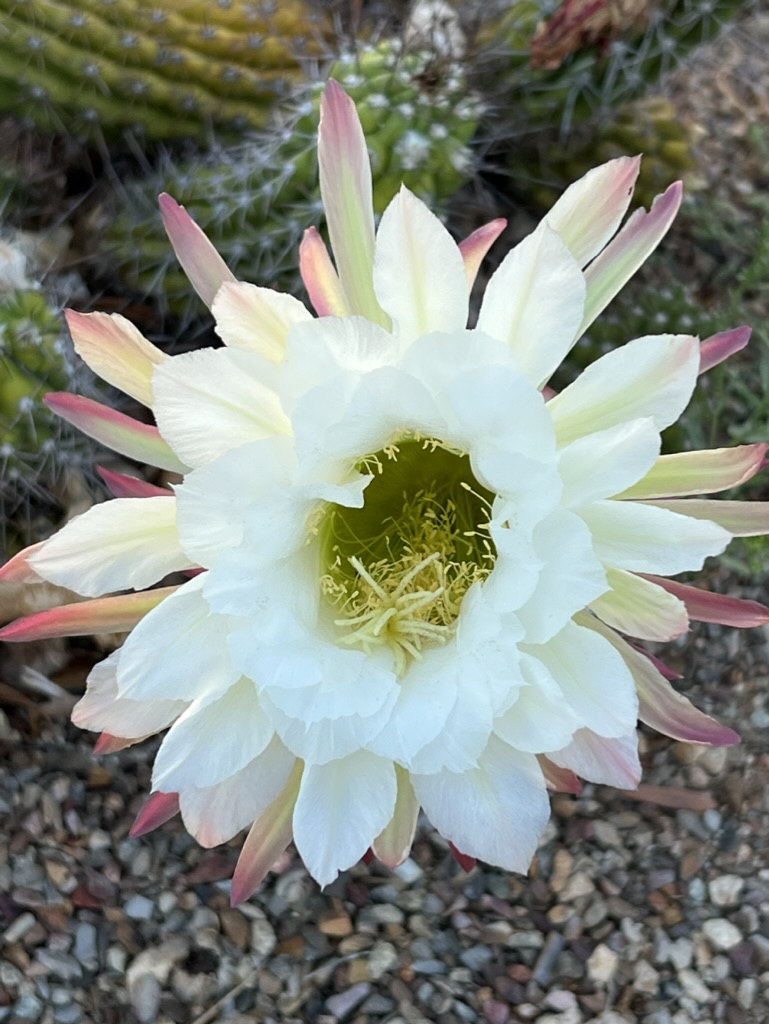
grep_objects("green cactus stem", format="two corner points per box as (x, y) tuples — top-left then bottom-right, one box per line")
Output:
(0, 0), (329, 141)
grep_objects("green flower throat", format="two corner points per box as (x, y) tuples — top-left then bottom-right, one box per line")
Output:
(320, 438), (496, 672)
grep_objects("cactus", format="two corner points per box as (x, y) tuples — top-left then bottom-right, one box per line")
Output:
(104, 40), (484, 320)
(0, 280), (94, 556)
(516, 95), (703, 211)
(476, 0), (755, 139)
(0, 0), (328, 141)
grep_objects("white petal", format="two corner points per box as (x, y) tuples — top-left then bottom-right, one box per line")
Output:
(174, 437), (303, 567)
(250, 643), (398, 765)
(212, 281), (312, 362)
(548, 334), (700, 446)
(373, 186), (468, 341)
(30, 497), (191, 597)
(549, 729), (641, 789)
(152, 347), (290, 468)
(117, 576), (240, 702)
(525, 620), (638, 738)
(179, 736), (296, 847)
(557, 418), (661, 508)
(281, 315), (401, 413)
(72, 651), (187, 738)
(152, 678), (274, 791)
(413, 735), (550, 872)
(544, 156), (640, 267)
(293, 751), (397, 886)
(493, 654), (582, 753)
(476, 224), (585, 387)
(579, 500), (731, 574)
(515, 509), (607, 644)
(590, 567), (689, 641)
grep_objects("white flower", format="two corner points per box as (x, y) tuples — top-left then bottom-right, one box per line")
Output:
(1, 84), (766, 902)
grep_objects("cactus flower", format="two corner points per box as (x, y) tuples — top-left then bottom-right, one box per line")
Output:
(1, 83), (767, 902)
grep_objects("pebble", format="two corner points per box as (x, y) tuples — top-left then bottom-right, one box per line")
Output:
(708, 875), (744, 907)
(325, 982), (371, 1020)
(128, 972), (161, 1023)
(634, 960), (660, 994)
(586, 945), (619, 987)
(677, 968), (713, 1004)
(123, 894), (155, 921)
(702, 919), (743, 952)
(737, 978), (758, 1009)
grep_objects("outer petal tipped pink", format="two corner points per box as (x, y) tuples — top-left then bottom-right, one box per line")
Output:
(159, 193), (236, 309)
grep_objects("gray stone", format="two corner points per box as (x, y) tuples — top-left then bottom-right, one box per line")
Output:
(128, 972), (161, 1024)
(325, 982), (372, 1020)
(74, 922), (98, 967)
(707, 874), (744, 907)
(124, 894), (155, 920)
(587, 944), (619, 987)
(702, 918), (742, 952)
(677, 968), (713, 1004)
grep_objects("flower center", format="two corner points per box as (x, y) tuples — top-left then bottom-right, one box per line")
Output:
(320, 437), (495, 673)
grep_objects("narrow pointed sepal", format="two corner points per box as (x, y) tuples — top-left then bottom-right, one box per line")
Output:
(97, 467), (173, 499)
(617, 444), (768, 500)
(230, 762), (302, 906)
(130, 791), (181, 838)
(699, 326), (751, 374)
(449, 843), (476, 872)
(0, 586), (177, 642)
(299, 228), (350, 317)
(642, 499), (769, 537)
(458, 218), (507, 290)
(538, 756), (583, 794)
(640, 575), (769, 628)
(94, 732), (138, 754)
(45, 393), (188, 474)
(159, 194), (236, 309)
(581, 181), (682, 333)
(372, 765), (419, 868)
(318, 82), (387, 327)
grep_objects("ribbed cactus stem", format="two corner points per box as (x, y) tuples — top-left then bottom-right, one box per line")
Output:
(0, 0), (328, 139)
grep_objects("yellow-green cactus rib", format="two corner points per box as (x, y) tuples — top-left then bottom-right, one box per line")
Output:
(0, 0), (329, 139)
(0, 287), (94, 555)
(106, 41), (484, 321)
(520, 96), (703, 211)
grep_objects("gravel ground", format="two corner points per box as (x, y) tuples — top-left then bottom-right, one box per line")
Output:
(1, 12), (768, 1024)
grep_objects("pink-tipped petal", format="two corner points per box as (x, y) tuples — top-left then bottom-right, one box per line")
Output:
(318, 81), (388, 327)
(94, 732), (138, 754)
(617, 443), (768, 500)
(299, 227), (349, 317)
(640, 575), (769, 628)
(538, 756), (583, 794)
(699, 326), (751, 374)
(65, 309), (167, 406)
(0, 586), (177, 642)
(581, 181), (682, 333)
(0, 542), (47, 584)
(45, 392), (188, 474)
(372, 765), (419, 869)
(212, 281), (312, 362)
(97, 466), (172, 499)
(642, 499), (769, 537)
(130, 791), (181, 838)
(458, 218), (507, 290)
(449, 843), (476, 872)
(230, 763), (302, 905)
(545, 155), (641, 268)
(577, 613), (737, 745)
(159, 193), (236, 309)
